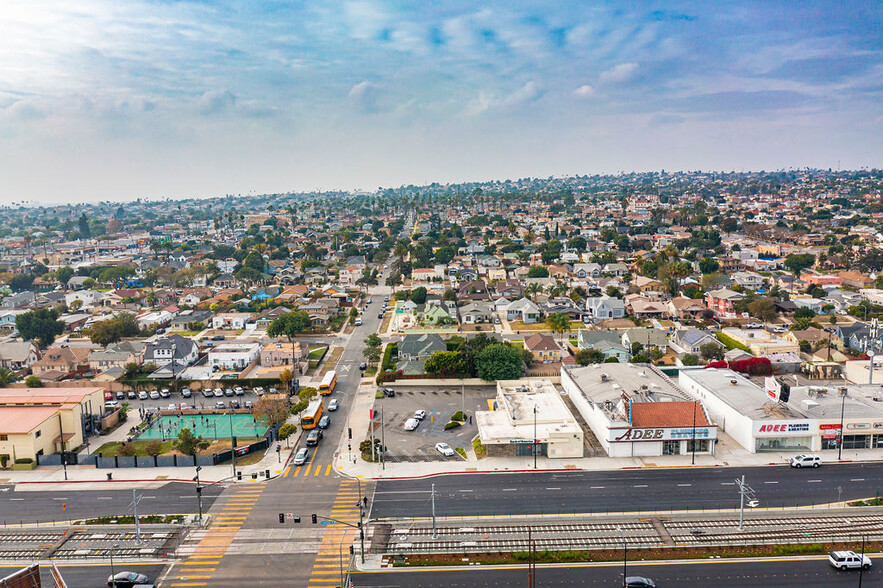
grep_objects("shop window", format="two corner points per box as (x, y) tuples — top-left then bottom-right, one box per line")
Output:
(663, 440), (680, 455)
(0, 435), (6, 441)
(843, 435), (870, 450)
(687, 439), (708, 453)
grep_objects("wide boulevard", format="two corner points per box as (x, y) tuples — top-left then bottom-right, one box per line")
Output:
(372, 463), (883, 518)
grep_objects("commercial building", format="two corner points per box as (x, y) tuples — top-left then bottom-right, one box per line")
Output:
(0, 387), (106, 463)
(562, 363), (717, 458)
(476, 380), (583, 459)
(208, 342), (262, 371)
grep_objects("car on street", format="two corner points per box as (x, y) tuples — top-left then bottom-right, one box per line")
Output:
(625, 577), (656, 588)
(328, 399), (339, 411)
(414, 410), (427, 420)
(746, 322), (764, 329)
(149, 390), (160, 400)
(306, 429), (323, 446)
(382, 387), (395, 397)
(293, 448), (309, 466)
(367, 298), (372, 304)
(211, 334), (225, 341)
(215, 401), (226, 409)
(359, 361), (367, 370)
(404, 418), (420, 431)
(355, 317), (363, 326)
(829, 550), (872, 570)
(790, 454), (821, 468)
(181, 389), (192, 398)
(318, 415), (330, 429)
(138, 391), (148, 400)
(378, 312), (384, 319)
(107, 571), (151, 587)
(435, 442), (455, 456)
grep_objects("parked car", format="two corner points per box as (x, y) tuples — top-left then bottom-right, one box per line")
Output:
(127, 390), (136, 399)
(746, 322), (764, 329)
(115, 391), (126, 400)
(105, 400), (120, 409)
(244, 400), (253, 409)
(215, 401), (226, 409)
(234, 387), (244, 395)
(404, 418), (419, 431)
(367, 298), (372, 304)
(359, 361), (367, 370)
(138, 391), (148, 400)
(167, 404), (177, 411)
(181, 389), (192, 398)
(211, 335), (225, 341)
(306, 430), (323, 446)
(378, 312), (384, 319)
(414, 410), (427, 421)
(202, 389), (213, 398)
(355, 318), (363, 326)
(435, 442), (455, 456)
(213, 388), (224, 397)
(159, 389), (171, 398)
(829, 550), (872, 570)
(107, 571), (151, 587)
(230, 400), (240, 409)
(293, 448), (309, 466)
(382, 388), (395, 397)
(224, 388), (235, 397)
(253, 387), (264, 396)
(625, 578), (656, 588)
(149, 390), (160, 400)
(790, 454), (821, 468)
(328, 399), (339, 411)
(318, 415), (330, 429)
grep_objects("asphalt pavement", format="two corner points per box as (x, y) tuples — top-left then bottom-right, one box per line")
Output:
(371, 463), (883, 518)
(0, 482), (223, 524)
(351, 557), (877, 587)
(0, 562), (167, 588)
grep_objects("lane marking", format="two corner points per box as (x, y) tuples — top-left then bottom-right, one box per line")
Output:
(677, 484), (692, 487)
(851, 478), (866, 482)
(763, 481), (778, 485)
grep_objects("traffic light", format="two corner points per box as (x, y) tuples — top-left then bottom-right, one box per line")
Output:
(294, 516), (301, 523)
(279, 513), (285, 524)
(349, 545), (354, 555)
(311, 513), (318, 524)
(348, 427), (352, 439)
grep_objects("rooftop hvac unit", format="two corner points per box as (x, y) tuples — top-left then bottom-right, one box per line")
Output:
(600, 373), (609, 382)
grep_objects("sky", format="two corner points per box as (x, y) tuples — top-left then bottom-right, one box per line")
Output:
(0, 1), (881, 205)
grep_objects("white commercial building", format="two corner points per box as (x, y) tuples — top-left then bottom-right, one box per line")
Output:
(562, 363), (717, 458)
(476, 380), (583, 459)
(208, 342), (261, 371)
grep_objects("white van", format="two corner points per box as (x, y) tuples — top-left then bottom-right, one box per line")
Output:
(404, 418), (419, 431)
(790, 454), (821, 468)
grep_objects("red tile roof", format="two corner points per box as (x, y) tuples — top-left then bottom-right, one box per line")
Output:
(630, 401), (709, 428)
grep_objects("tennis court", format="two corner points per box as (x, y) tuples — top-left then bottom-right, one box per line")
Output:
(139, 413), (269, 440)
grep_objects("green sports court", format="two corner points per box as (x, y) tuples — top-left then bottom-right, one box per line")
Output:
(138, 413), (269, 440)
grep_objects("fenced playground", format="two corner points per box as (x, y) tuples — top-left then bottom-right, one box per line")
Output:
(138, 412), (269, 440)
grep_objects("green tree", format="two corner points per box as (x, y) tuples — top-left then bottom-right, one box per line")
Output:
(545, 313), (570, 340)
(8, 274), (34, 292)
(145, 441), (163, 456)
(574, 349), (605, 365)
(174, 428), (211, 456)
(681, 354), (700, 366)
(700, 342), (724, 361)
(442, 289), (457, 302)
(24, 375), (42, 387)
(88, 312), (140, 345)
(527, 265), (549, 278)
(55, 266), (75, 286)
(78, 213), (91, 239)
(268, 310), (312, 380)
(794, 306), (816, 320)
(0, 368), (13, 387)
(784, 253), (815, 276)
(363, 334), (382, 364)
(16, 308), (65, 349)
(243, 250), (265, 272)
(424, 351), (468, 377)
(475, 343), (524, 381)
(748, 298), (778, 323)
(409, 287), (427, 304)
(698, 258), (720, 274)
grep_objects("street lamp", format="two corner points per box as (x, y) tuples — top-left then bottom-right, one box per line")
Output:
(533, 405), (538, 470)
(617, 526), (626, 588)
(838, 387), (847, 461)
(109, 543), (118, 588)
(691, 400), (697, 465)
(194, 466), (203, 523)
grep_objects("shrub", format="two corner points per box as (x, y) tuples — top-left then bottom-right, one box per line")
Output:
(14, 458), (33, 464)
(144, 441), (163, 456)
(298, 387), (317, 401)
(452, 411), (465, 422)
(24, 376), (42, 388)
(278, 423), (297, 440)
(290, 400), (308, 415)
(118, 443), (137, 457)
(444, 421), (462, 431)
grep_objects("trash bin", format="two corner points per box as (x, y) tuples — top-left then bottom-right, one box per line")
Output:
(106, 472), (113, 481)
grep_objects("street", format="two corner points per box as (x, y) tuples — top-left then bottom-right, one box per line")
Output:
(372, 463), (883, 518)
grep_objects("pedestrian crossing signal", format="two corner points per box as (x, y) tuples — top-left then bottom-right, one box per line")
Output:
(279, 513), (284, 524)
(311, 513), (317, 524)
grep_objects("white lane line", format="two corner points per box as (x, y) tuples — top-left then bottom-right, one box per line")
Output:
(763, 481), (779, 484)
(546, 487), (561, 491)
(52, 498), (68, 501)
(9, 498), (23, 501)
(502, 489), (517, 492)
(851, 478), (866, 482)
(634, 484), (648, 488)
(97, 497), (113, 500)
(590, 486), (605, 489)
(677, 484), (692, 487)
(808, 480), (822, 483)
(458, 490), (473, 493)
(721, 482), (735, 486)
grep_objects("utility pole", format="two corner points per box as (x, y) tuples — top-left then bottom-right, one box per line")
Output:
(194, 466), (203, 523)
(838, 387), (847, 461)
(129, 489), (143, 545)
(533, 405), (538, 470)
(860, 532), (866, 587)
(691, 400), (697, 465)
(381, 405), (385, 471)
(109, 543), (118, 588)
(431, 483), (437, 539)
(735, 475), (757, 531)
(617, 526), (626, 588)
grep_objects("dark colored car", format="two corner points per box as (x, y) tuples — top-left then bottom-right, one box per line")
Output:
(382, 387), (395, 397)
(306, 430), (323, 446)
(359, 361), (367, 370)
(211, 334), (225, 341)
(625, 577), (656, 588)
(107, 571), (151, 587)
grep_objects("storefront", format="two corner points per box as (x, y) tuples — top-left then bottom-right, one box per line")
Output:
(606, 424), (717, 458)
(819, 422), (883, 450)
(752, 421), (814, 452)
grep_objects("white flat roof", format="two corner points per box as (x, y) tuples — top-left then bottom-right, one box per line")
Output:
(680, 368), (808, 420)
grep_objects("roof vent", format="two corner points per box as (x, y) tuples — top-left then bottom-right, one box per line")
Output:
(730, 379), (737, 386)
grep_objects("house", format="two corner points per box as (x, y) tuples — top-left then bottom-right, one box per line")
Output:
(88, 349), (136, 371)
(260, 341), (309, 375)
(208, 342), (262, 371)
(32, 346), (90, 376)
(65, 290), (104, 308)
(213, 273), (236, 288)
(458, 301), (496, 325)
(422, 303), (455, 326)
(524, 333), (562, 363)
(625, 295), (669, 318)
(458, 280), (492, 303)
(572, 263), (602, 279)
(143, 335), (198, 368)
(136, 310), (173, 330)
(249, 306), (291, 330)
(783, 327), (828, 348)
(505, 298), (543, 324)
(732, 271), (765, 291)
(584, 295), (625, 320)
(0, 309), (27, 330)
(399, 333), (446, 360)
(212, 312), (251, 330)
(705, 288), (745, 317)
(541, 298), (583, 319)
(0, 341), (40, 370)
(674, 329), (723, 355)
(339, 266), (363, 284)
(576, 330), (630, 363)
(169, 309), (213, 330)
(603, 263), (629, 276)
(2, 292), (36, 309)
(632, 276), (666, 300)
(622, 328), (669, 352)
(668, 296), (708, 319)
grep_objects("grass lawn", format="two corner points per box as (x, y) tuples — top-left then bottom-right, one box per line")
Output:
(308, 346), (329, 360)
(94, 440), (176, 457)
(569, 338), (578, 347)
(365, 366), (377, 377)
(173, 330), (202, 336)
(509, 340), (524, 348)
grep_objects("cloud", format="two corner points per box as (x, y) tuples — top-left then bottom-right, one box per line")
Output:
(197, 90), (236, 115)
(501, 81), (542, 107)
(4, 98), (47, 120)
(348, 80), (380, 113)
(573, 85), (596, 98)
(599, 62), (639, 84)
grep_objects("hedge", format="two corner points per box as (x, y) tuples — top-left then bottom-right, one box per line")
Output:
(715, 332), (751, 353)
(444, 421), (462, 431)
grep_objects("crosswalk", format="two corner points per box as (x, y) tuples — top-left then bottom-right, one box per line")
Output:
(169, 481), (268, 587)
(283, 461), (336, 478)
(306, 479), (362, 588)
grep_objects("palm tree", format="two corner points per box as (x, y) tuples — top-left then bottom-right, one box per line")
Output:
(0, 367), (15, 387)
(546, 313), (570, 342)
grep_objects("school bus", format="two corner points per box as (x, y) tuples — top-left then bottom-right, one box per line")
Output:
(318, 370), (337, 395)
(300, 398), (324, 430)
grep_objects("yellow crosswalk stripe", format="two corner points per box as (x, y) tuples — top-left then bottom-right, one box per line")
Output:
(325, 464), (332, 475)
(303, 462), (313, 476)
(282, 465), (291, 477)
(314, 464), (323, 476)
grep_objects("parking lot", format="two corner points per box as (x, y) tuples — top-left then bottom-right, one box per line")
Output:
(373, 385), (495, 462)
(106, 385), (272, 414)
